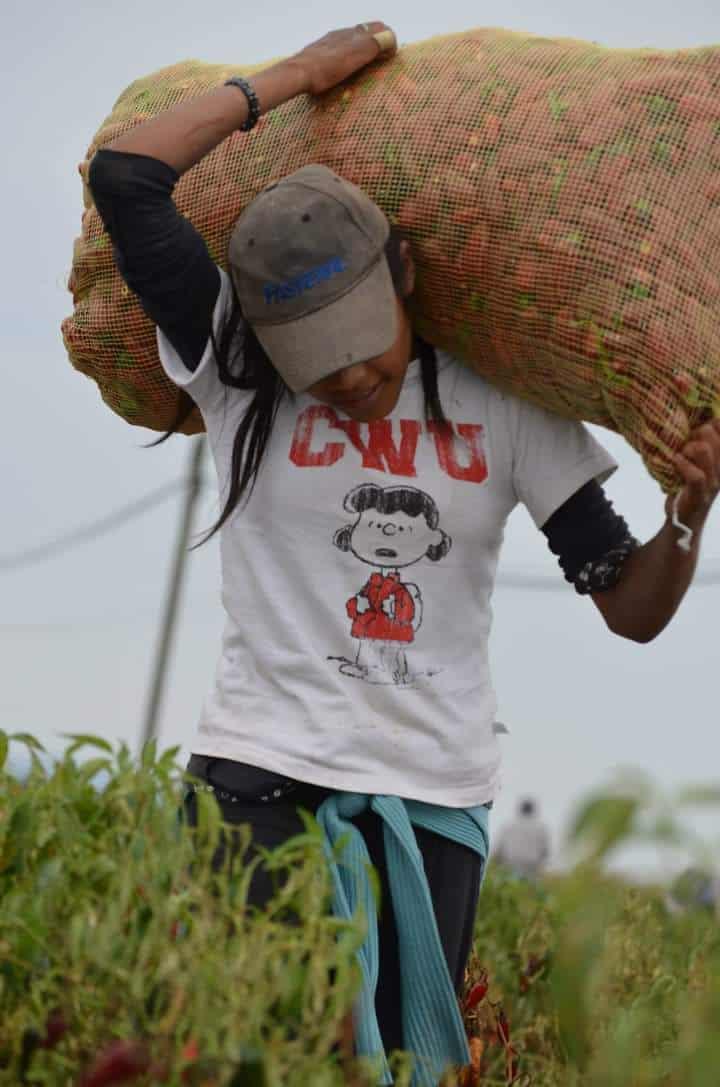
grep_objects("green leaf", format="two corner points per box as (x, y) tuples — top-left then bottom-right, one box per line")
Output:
(646, 94), (677, 122)
(157, 745), (181, 773)
(383, 143), (400, 167)
(9, 733), (46, 753)
(607, 135), (636, 157)
(675, 784), (720, 807)
(116, 742), (134, 774)
(35, 857), (63, 893)
(0, 730), (8, 771)
(636, 815), (686, 847)
(60, 733), (114, 756)
(651, 137), (674, 165)
(365, 858), (382, 912)
(8, 798), (33, 845)
(78, 757), (113, 784)
(141, 738), (158, 769)
(568, 793), (640, 859)
(548, 90), (569, 120)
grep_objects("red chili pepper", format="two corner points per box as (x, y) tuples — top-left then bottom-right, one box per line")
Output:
(464, 970), (489, 1011)
(526, 954), (545, 977)
(79, 1040), (150, 1086)
(40, 1009), (68, 1049)
(181, 1039), (199, 1063)
(497, 1008), (511, 1047)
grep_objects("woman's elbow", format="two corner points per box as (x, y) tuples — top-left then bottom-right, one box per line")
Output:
(593, 595), (662, 644)
(618, 625), (658, 645)
(606, 613), (663, 644)
(87, 150), (113, 197)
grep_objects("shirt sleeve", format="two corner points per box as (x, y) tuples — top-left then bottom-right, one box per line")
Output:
(509, 397), (618, 528)
(87, 148), (221, 371)
(541, 479), (638, 584)
(157, 266), (241, 413)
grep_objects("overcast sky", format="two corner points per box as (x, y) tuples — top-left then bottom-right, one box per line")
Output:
(2, 0), (719, 873)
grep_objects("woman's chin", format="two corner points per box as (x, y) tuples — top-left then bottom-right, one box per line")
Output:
(340, 385), (401, 422)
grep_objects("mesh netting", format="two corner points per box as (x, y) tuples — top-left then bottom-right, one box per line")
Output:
(61, 28), (720, 490)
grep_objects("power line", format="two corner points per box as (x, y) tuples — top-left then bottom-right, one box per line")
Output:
(0, 480), (188, 572)
(3, 475), (720, 588)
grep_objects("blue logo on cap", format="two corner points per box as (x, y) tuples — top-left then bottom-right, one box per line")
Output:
(263, 256), (347, 305)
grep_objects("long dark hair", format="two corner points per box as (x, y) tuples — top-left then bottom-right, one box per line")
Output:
(155, 228), (448, 544)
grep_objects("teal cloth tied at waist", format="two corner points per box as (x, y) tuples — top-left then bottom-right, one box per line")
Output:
(315, 793), (490, 1087)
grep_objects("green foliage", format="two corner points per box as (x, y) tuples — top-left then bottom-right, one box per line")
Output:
(463, 775), (720, 1087)
(0, 732), (390, 1087)
(0, 732), (717, 1087)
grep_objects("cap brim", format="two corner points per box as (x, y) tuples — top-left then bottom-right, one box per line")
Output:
(251, 257), (398, 394)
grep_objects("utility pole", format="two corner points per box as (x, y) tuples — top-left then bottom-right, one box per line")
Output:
(139, 436), (205, 753)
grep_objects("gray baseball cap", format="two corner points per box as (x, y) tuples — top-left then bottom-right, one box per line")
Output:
(227, 164), (398, 393)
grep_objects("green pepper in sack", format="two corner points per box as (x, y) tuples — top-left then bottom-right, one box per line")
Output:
(62, 28), (720, 491)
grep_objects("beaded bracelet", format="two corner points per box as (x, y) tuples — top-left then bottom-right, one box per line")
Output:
(574, 536), (640, 595)
(224, 75), (261, 132)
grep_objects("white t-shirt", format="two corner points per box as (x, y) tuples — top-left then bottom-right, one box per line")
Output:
(157, 268), (616, 807)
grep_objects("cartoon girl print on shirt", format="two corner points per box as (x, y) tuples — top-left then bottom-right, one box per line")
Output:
(329, 483), (452, 687)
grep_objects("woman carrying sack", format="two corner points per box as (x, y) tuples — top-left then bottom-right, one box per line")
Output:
(88, 22), (720, 1085)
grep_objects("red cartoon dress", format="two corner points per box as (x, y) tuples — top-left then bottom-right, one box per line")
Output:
(346, 572), (415, 643)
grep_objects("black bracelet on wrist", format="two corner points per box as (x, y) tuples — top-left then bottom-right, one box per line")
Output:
(224, 76), (261, 132)
(573, 536), (640, 595)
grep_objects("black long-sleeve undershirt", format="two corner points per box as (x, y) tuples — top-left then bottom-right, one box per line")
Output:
(87, 147), (637, 587)
(89, 149), (220, 368)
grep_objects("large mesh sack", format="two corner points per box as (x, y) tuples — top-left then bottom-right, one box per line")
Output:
(62, 28), (720, 489)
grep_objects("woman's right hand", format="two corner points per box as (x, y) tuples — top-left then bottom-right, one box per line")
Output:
(289, 23), (397, 97)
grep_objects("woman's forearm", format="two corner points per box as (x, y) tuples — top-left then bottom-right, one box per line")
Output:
(592, 510), (705, 643)
(589, 413), (720, 645)
(103, 24), (396, 174)
(106, 59), (308, 175)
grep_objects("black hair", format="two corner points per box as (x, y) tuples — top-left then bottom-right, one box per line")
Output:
(343, 483), (441, 526)
(157, 228), (448, 545)
(334, 484), (452, 563)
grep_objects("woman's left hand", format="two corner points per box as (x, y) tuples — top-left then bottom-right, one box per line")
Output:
(668, 418), (720, 527)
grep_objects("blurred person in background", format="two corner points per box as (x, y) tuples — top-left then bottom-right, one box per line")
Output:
(494, 798), (551, 880)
